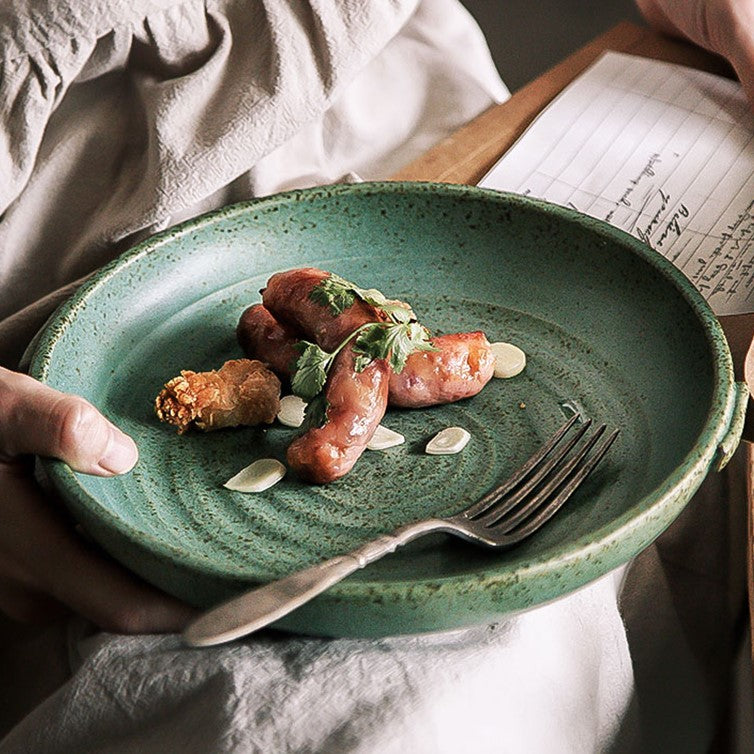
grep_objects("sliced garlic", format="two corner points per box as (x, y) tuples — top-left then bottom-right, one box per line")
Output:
(224, 458), (286, 492)
(277, 395), (307, 427)
(491, 341), (526, 378)
(367, 425), (405, 450)
(425, 427), (471, 455)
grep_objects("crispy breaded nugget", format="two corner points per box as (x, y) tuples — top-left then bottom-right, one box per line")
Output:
(155, 358), (281, 434)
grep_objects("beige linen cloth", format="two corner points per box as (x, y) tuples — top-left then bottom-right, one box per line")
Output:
(0, 1), (750, 752)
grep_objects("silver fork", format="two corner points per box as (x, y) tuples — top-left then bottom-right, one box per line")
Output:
(183, 414), (618, 647)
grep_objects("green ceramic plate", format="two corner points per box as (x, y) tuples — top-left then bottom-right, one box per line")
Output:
(28, 182), (746, 638)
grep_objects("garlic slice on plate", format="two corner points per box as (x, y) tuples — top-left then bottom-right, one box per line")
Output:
(490, 342), (526, 378)
(425, 427), (471, 455)
(224, 458), (286, 492)
(277, 395), (307, 427)
(367, 425), (405, 450)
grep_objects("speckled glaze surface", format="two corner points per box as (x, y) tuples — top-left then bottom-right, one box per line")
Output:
(29, 182), (746, 638)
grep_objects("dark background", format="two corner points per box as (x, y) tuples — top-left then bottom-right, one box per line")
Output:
(460, 0), (644, 91)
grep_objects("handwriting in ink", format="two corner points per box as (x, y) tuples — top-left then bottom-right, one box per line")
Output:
(656, 204), (689, 248)
(703, 199), (754, 303)
(619, 153), (662, 208)
(636, 188), (670, 245)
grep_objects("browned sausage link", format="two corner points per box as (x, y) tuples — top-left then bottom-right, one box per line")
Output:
(236, 304), (301, 382)
(286, 347), (389, 483)
(262, 267), (386, 351)
(237, 305), (495, 408)
(388, 331), (495, 408)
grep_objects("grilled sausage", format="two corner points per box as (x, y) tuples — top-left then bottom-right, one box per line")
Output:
(261, 267), (386, 351)
(387, 331), (495, 407)
(251, 268), (493, 482)
(286, 347), (389, 483)
(236, 304), (301, 384)
(237, 304), (494, 407)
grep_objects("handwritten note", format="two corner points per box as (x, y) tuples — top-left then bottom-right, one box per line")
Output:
(479, 52), (754, 316)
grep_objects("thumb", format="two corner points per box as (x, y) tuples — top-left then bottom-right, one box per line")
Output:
(729, 38), (754, 113)
(0, 368), (138, 476)
(714, 1), (754, 112)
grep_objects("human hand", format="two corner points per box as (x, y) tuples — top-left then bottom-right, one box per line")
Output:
(0, 367), (195, 632)
(636, 0), (754, 107)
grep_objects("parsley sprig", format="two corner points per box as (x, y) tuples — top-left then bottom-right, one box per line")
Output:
(291, 321), (434, 402)
(352, 321), (434, 372)
(291, 273), (436, 428)
(309, 273), (414, 324)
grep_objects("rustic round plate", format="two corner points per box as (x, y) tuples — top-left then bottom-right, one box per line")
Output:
(28, 182), (745, 637)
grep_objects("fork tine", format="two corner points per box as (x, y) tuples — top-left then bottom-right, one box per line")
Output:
(480, 423), (607, 528)
(493, 427), (620, 543)
(464, 414), (589, 522)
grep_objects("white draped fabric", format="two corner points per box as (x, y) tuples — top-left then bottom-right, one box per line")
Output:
(0, 2), (749, 751)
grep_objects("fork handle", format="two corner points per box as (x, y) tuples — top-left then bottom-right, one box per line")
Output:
(182, 517), (447, 647)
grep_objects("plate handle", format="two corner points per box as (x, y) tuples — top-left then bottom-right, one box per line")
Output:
(714, 381), (749, 471)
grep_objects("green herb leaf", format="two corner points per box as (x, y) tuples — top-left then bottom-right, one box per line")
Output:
(351, 324), (391, 369)
(291, 341), (331, 401)
(309, 273), (415, 323)
(357, 289), (414, 323)
(353, 322), (435, 373)
(302, 394), (330, 430)
(385, 322), (436, 373)
(309, 273), (356, 315)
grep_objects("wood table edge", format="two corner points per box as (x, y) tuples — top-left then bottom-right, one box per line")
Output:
(391, 21), (731, 187)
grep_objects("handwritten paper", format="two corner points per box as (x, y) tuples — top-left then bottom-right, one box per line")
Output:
(479, 52), (754, 316)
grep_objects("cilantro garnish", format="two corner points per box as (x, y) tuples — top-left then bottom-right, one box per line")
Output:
(353, 321), (435, 373)
(301, 394), (330, 430)
(291, 322), (435, 426)
(356, 288), (414, 324)
(293, 274), (437, 428)
(291, 341), (333, 402)
(309, 273), (414, 323)
(309, 274), (357, 315)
